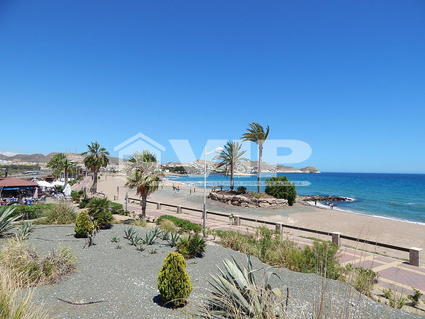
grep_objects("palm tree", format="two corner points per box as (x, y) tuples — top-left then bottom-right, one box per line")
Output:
(125, 151), (163, 219)
(47, 153), (67, 179)
(242, 122), (270, 193)
(216, 141), (246, 191)
(62, 158), (76, 186)
(47, 153), (76, 185)
(82, 142), (110, 193)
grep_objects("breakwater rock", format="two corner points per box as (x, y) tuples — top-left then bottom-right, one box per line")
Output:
(208, 191), (288, 208)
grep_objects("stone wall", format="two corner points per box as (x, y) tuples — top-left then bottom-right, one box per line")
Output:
(208, 191), (288, 208)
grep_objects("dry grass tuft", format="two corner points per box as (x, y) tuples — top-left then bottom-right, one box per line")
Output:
(0, 267), (50, 319)
(0, 238), (76, 287)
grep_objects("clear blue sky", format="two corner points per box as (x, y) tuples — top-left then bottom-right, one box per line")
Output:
(1, 0), (424, 173)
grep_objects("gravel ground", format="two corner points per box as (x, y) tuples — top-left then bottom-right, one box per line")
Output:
(5, 224), (419, 319)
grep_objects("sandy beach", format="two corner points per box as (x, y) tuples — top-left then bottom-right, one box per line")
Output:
(86, 173), (425, 260)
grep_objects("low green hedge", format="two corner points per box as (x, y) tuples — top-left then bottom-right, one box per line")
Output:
(156, 215), (202, 233)
(11, 203), (54, 219)
(109, 201), (128, 215)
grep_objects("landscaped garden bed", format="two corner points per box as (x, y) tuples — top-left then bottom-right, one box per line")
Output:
(0, 195), (422, 319)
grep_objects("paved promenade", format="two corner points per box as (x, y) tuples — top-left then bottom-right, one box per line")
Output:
(128, 202), (425, 303)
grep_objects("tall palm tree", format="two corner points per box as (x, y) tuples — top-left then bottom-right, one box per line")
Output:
(125, 151), (163, 219)
(62, 158), (76, 186)
(216, 141), (246, 191)
(242, 122), (270, 193)
(82, 142), (110, 193)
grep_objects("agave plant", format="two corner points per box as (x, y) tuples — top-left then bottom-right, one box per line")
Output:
(15, 221), (33, 240)
(168, 233), (181, 247)
(0, 207), (21, 237)
(161, 231), (170, 241)
(199, 257), (286, 318)
(124, 227), (137, 240)
(130, 234), (142, 246)
(143, 227), (161, 245)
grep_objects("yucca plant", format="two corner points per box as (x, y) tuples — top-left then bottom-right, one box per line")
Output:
(0, 207), (20, 237)
(198, 257), (286, 318)
(168, 233), (181, 247)
(15, 222), (33, 241)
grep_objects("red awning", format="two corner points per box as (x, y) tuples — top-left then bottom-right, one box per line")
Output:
(0, 178), (38, 187)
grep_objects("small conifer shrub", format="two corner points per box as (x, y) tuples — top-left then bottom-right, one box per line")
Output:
(157, 252), (192, 307)
(74, 211), (95, 238)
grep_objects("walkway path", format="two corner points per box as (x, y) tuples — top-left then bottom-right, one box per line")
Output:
(124, 200), (425, 303)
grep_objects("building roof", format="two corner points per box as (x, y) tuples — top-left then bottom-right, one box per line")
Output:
(0, 177), (38, 187)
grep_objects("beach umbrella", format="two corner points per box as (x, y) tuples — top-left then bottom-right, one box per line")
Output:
(63, 183), (72, 197)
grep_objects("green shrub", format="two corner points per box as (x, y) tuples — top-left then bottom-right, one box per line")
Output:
(215, 230), (342, 280)
(344, 266), (378, 296)
(45, 202), (76, 224)
(236, 186), (247, 194)
(156, 215), (201, 233)
(74, 211), (95, 238)
(78, 196), (90, 209)
(11, 204), (54, 220)
(176, 233), (206, 259)
(109, 201), (126, 215)
(408, 288), (423, 307)
(71, 190), (84, 202)
(382, 288), (408, 309)
(264, 176), (297, 206)
(287, 241), (341, 280)
(86, 197), (113, 229)
(157, 252), (192, 307)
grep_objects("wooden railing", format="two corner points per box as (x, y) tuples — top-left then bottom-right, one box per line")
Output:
(127, 197), (421, 266)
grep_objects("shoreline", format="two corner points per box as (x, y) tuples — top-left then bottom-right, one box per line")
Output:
(92, 174), (425, 255)
(167, 176), (425, 227)
(303, 200), (425, 228)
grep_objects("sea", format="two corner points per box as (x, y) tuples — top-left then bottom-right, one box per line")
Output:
(168, 172), (425, 224)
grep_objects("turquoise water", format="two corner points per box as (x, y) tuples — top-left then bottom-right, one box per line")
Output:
(168, 172), (425, 224)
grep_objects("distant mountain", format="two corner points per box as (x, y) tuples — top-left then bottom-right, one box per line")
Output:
(0, 152), (19, 157)
(162, 160), (320, 174)
(0, 153), (119, 165)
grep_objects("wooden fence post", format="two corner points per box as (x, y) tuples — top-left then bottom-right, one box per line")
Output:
(409, 247), (422, 266)
(331, 232), (341, 246)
